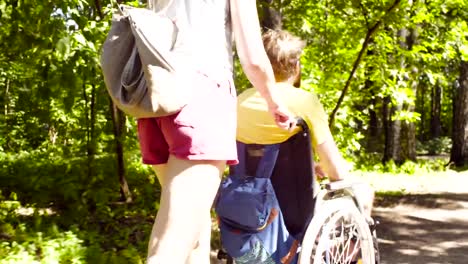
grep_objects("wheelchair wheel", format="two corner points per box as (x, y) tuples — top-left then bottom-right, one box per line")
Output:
(299, 197), (376, 264)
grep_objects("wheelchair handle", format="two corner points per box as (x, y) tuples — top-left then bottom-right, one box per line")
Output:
(294, 117), (309, 132)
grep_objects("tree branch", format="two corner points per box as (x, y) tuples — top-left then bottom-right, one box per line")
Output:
(359, 2), (370, 28)
(328, 0), (401, 128)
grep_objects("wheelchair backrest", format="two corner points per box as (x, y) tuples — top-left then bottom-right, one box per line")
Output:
(230, 120), (317, 240)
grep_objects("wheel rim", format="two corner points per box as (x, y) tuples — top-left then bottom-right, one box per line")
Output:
(311, 209), (374, 264)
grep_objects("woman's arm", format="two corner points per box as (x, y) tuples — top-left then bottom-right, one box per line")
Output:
(230, 0), (293, 129)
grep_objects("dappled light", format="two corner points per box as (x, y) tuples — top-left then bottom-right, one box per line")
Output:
(1, 0), (468, 263)
(374, 201), (468, 264)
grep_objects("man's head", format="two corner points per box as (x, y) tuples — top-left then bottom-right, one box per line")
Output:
(262, 29), (305, 86)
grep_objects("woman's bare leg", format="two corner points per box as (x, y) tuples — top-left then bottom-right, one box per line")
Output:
(150, 163), (212, 263)
(185, 212), (212, 264)
(147, 155), (224, 264)
(152, 164), (167, 187)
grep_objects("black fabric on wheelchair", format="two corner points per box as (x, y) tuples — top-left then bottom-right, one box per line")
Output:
(229, 123), (316, 241)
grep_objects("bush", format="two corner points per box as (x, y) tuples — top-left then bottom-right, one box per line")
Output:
(0, 147), (157, 263)
(416, 137), (452, 155)
(0, 223), (85, 264)
(0, 147), (155, 214)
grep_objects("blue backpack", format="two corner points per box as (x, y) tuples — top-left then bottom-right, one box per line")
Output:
(215, 143), (299, 264)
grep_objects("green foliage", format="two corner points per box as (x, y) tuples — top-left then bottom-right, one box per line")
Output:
(1, 0), (468, 262)
(416, 137), (452, 155)
(330, 106), (366, 158)
(354, 152), (448, 174)
(0, 148), (154, 212)
(0, 229), (86, 264)
(0, 201), (148, 263)
(277, 0), (468, 162)
(0, 150), (154, 263)
(2, 0), (468, 167)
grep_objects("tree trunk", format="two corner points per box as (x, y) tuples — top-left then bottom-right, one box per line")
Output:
(382, 96), (391, 163)
(430, 83), (442, 138)
(450, 60), (468, 166)
(87, 81), (97, 178)
(392, 104), (403, 163)
(93, 0), (103, 19)
(2, 79), (10, 150)
(383, 98), (403, 164)
(417, 80), (426, 141)
(399, 27), (418, 161)
(401, 102), (417, 161)
(383, 96), (393, 163)
(383, 27), (418, 164)
(364, 45), (383, 153)
(368, 98), (379, 138)
(110, 100), (132, 202)
(365, 75), (382, 152)
(4, 79), (9, 117)
(368, 96), (381, 153)
(383, 29), (405, 164)
(82, 79), (92, 180)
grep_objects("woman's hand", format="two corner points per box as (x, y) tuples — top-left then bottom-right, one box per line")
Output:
(230, 0), (295, 131)
(267, 101), (296, 131)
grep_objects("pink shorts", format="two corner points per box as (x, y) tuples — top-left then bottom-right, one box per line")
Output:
(137, 73), (238, 165)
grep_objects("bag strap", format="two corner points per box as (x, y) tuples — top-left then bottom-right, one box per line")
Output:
(147, 0), (174, 14)
(233, 142), (280, 179)
(108, 0), (126, 16)
(255, 144), (280, 178)
(108, 0), (174, 15)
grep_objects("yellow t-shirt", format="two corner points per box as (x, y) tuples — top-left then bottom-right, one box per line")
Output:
(237, 83), (332, 147)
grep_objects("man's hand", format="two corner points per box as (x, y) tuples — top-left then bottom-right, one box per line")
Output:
(314, 163), (326, 179)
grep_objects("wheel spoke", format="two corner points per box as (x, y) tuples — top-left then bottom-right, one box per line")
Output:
(299, 198), (376, 264)
(312, 213), (370, 264)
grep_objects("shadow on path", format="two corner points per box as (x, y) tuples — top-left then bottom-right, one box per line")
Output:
(374, 193), (468, 264)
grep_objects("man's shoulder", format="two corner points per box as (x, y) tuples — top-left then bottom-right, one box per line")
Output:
(238, 85), (318, 102)
(237, 87), (258, 101)
(277, 85), (318, 100)
(238, 87), (256, 95)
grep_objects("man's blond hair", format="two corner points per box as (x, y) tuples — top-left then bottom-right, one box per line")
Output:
(262, 29), (306, 82)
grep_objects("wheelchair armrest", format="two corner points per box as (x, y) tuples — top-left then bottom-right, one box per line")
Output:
(325, 180), (354, 191)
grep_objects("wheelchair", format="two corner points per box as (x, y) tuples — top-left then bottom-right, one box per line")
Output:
(216, 119), (380, 264)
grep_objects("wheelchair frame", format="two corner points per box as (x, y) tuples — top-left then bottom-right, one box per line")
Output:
(217, 181), (380, 264)
(216, 118), (380, 264)
(298, 180), (379, 264)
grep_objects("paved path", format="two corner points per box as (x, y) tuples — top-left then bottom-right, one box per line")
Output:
(211, 170), (468, 264)
(374, 193), (468, 264)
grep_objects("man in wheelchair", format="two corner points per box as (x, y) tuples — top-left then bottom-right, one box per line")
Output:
(216, 29), (376, 264)
(237, 30), (348, 188)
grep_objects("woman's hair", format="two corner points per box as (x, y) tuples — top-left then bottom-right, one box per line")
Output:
(262, 29), (306, 82)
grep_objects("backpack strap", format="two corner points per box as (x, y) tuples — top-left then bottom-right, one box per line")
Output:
(255, 144), (280, 178)
(109, 0), (175, 15)
(147, 0), (174, 13)
(232, 142), (280, 179)
(232, 142), (247, 178)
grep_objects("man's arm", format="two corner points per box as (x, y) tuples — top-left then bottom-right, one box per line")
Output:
(315, 139), (349, 182)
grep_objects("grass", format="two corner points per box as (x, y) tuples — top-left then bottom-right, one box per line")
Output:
(0, 151), (466, 263)
(0, 200), (150, 264)
(350, 169), (466, 194)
